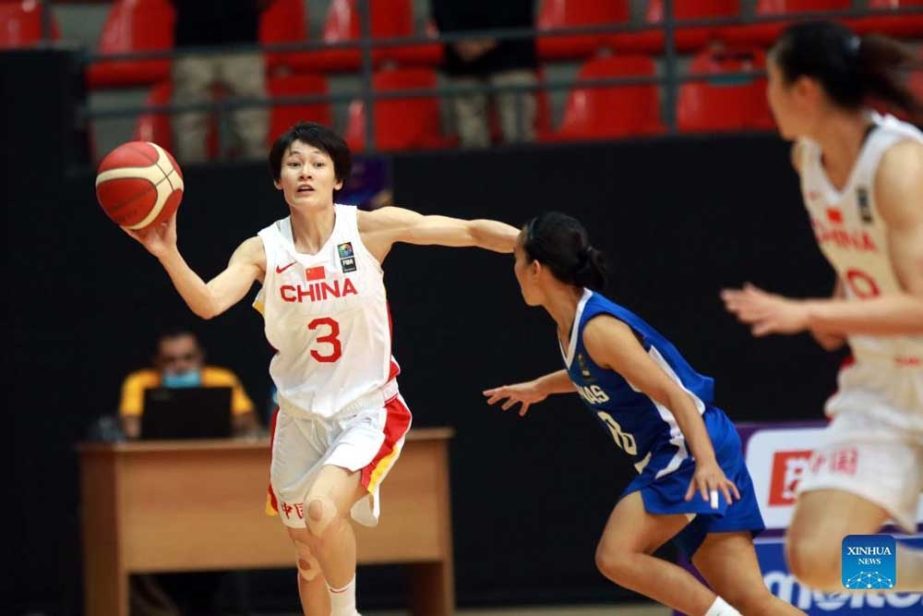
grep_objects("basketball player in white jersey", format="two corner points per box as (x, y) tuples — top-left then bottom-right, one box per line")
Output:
(124, 122), (519, 615)
(723, 21), (923, 592)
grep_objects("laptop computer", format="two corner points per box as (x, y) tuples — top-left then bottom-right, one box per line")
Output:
(141, 386), (233, 440)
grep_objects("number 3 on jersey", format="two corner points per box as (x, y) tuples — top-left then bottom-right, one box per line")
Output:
(308, 317), (342, 362)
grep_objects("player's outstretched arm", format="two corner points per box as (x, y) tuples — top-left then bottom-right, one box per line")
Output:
(811, 279), (847, 351)
(125, 214), (264, 319)
(723, 142), (923, 338)
(358, 206), (518, 258)
(483, 370), (575, 417)
(582, 316), (740, 507)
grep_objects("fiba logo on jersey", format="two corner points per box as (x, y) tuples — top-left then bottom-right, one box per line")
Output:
(576, 353), (593, 380)
(842, 535), (896, 590)
(338, 242), (357, 273)
(856, 186), (874, 224)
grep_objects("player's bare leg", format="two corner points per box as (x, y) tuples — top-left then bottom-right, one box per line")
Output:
(303, 465), (367, 615)
(287, 526), (331, 615)
(595, 492), (738, 615)
(787, 489), (889, 591)
(789, 489), (923, 591)
(694, 531), (805, 614)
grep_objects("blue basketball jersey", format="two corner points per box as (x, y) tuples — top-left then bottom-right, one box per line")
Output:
(562, 289), (729, 480)
(559, 290), (765, 555)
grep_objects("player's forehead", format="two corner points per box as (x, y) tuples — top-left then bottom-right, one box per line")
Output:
(284, 140), (331, 160)
(158, 334), (199, 354)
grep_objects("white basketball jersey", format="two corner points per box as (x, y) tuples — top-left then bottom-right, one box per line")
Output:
(254, 205), (399, 418)
(799, 112), (923, 365)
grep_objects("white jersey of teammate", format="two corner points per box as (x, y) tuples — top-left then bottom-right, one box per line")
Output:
(796, 112), (923, 532)
(254, 204), (399, 418)
(799, 111), (923, 367)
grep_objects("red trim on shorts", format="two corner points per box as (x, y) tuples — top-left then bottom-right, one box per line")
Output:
(360, 395), (412, 490)
(387, 303), (401, 381)
(266, 407), (280, 514)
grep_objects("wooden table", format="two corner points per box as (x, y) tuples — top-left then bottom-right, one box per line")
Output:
(79, 428), (454, 616)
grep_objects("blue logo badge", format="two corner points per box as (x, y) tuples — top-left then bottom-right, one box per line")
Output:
(842, 535), (896, 590)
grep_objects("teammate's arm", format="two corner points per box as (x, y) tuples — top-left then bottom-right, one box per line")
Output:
(357, 206), (518, 260)
(811, 279), (847, 351)
(125, 215), (265, 319)
(723, 141), (923, 337)
(483, 370), (575, 417)
(582, 316), (740, 505)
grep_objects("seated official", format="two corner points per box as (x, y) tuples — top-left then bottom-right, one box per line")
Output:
(119, 328), (258, 439)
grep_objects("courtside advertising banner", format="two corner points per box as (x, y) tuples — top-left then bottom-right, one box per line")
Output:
(675, 423), (923, 614)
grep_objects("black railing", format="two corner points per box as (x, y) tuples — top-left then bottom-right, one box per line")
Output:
(24, 1), (923, 155)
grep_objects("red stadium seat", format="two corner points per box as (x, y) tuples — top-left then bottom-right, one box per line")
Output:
(345, 68), (453, 151)
(911, 52), (923, 106)
(721, 0), (850, 46)
(678, 48), (774, 133)
(134, 81), (174, 151)
(757, 0), (850, 12)
(260, 0), (310, 74)
(0, 1), (60, 49)
(851, 0), (923, 38)
(86, 0), (175, 89)
(632, 0), (739, 52)
(536, 0), (629, 60)
(312, 0), (441, 71)
(548, 56), (664, 141)
(268, 74), (332, 143)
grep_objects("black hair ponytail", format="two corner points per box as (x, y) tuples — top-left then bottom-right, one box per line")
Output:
(522, 212), (608, 291)
(770, 21), (921, 119)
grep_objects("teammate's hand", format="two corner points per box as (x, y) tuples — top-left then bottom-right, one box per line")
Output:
(684, 460), (740, 508)
(811, 327), (847, 351)
(721, 283), (810, 336)
(483, 381), (548, 417)
(122, 212), (178, 258)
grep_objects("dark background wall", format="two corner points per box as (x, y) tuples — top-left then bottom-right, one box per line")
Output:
(5, 51), (843, 614)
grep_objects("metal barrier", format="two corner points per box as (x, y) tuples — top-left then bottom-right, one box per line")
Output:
(24, 1), (923, 155)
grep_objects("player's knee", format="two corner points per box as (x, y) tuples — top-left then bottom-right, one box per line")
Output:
(595, 543), (635, 583)
(293, 539), (323, 582)
(787, 535), (841, 591)
(297, 556), (322, 582)
(305, 495), (338, 538)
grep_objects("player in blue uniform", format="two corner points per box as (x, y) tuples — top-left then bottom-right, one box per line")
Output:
(485, 212), (803, 616)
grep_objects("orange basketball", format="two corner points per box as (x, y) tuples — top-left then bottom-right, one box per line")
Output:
(95, 141), (184, 230)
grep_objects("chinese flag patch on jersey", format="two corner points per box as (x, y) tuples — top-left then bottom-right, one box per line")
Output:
(306, 266), (326, 281)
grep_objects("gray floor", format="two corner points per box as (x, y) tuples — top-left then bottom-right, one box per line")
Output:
(259, 605), (670, 616)
(357, 606), (669, 616)
(384, 607), (669, 615)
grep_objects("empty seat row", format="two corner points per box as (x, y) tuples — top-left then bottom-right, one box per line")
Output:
(3, 0), (921, 87)
(133, 49), (781, 156)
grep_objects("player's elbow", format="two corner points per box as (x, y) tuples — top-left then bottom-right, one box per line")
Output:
(192, 298), (221, 320)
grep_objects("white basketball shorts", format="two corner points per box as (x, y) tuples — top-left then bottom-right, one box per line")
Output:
(798, 359), (923, 532)
(267, 380), (412, 529)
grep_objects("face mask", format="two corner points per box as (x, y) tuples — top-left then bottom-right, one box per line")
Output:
(162, 369), (202, 389)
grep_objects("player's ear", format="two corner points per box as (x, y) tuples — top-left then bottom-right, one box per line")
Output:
(334, 179), (344, 192)
(273, 180), (282, 190)
(793, 75), (818, 105)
